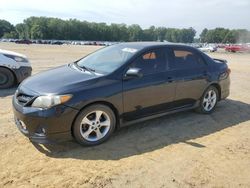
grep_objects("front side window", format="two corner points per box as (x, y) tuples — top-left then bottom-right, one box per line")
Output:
(130, 49), (166, 75)
(171, 48), (205, 69)
(77, 45), (139, 74)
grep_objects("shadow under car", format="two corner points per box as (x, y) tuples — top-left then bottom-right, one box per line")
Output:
(32, 99), (250, 160)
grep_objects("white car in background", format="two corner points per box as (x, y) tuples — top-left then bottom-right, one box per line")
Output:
(0, 49), (32, 89)
(198, 45), (217, 52)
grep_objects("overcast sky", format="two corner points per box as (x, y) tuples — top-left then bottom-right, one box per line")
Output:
(1, 0), (250, 34)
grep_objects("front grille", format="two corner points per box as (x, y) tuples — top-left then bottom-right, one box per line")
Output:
(16, 93), (34, 106)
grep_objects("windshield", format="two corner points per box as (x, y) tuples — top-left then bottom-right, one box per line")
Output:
(77, 45), (138, 74)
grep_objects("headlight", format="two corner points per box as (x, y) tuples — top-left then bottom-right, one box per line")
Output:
(31, 95), (72, 108)
(4, 54), (28, 62)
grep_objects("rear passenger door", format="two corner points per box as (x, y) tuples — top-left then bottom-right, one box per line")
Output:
(168, 47), (208, 106)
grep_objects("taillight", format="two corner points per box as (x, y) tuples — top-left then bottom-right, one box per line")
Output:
(219, 68), (230, 80)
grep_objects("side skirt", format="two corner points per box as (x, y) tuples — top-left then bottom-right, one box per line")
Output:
(120, 101), (200, 127)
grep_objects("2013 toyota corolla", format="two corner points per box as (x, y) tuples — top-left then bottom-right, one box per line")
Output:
(12, 42), (230, 146)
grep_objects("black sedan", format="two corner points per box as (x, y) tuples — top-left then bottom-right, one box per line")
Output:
(12, 42), (230, 146)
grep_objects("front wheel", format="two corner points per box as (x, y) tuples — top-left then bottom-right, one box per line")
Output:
(196, 86), (218, 114)
(73, 104), (116, 146)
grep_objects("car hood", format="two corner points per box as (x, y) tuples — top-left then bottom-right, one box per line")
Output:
(18, 64), (102, 95)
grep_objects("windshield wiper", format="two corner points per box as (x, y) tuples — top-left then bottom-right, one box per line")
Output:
(73, 62), (96, 74)
(81, 65), (96, 73)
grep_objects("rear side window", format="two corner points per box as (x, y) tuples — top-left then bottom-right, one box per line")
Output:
(131, 49), (166, 75)
(171, 48), (205, 69)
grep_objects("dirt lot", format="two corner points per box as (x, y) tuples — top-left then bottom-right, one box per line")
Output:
(0, 43), (250, 188)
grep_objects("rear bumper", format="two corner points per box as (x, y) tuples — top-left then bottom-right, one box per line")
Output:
(221, 88), (230, 100)
(220, 76), (230, 100)
(13, 66), (32, 83)
(13, 97), (79, 144)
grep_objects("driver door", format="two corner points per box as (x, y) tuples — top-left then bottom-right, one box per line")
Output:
(122, 48), (176, 121)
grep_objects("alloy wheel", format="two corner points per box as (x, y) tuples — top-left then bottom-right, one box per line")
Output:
(80, 110), (111, 142)
(203, 89), (217, 112)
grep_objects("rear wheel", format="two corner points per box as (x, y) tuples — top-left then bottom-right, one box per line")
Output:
(73, 104), (116, 146)
(0, 67), (15, 89)
(196, 86), (218, 114)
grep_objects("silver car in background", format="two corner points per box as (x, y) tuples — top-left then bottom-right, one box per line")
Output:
(0, 49), (32, 89)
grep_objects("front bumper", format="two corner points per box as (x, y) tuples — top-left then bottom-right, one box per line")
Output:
(13, 66), (32, 83)
(13, 97), (79, 144)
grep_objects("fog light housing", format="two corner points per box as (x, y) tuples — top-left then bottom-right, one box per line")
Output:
(20, 121), (27, 130)
(41, 128), (46, 134)
(35, 126), (46, 137)
(16, 119), (29, 134)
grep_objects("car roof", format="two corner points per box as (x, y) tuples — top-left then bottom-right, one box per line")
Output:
(117, 42), (190, 50)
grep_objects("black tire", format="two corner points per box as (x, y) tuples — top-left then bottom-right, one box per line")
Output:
(0, 67), (15, 89)
(196, 86), (219, 114)
(73, 104), (116, 146)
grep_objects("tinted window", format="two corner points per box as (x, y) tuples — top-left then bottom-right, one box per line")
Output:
(171, 48), (205, 69)
(130, 49), (166, 75)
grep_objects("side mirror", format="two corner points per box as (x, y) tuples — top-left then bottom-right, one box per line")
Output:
(124, 68), (143, 80)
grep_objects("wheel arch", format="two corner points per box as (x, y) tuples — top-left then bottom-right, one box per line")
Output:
(207, 83), (221, 100)
(71, 100), (121, 138)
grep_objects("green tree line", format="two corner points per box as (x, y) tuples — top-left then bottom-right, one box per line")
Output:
(0, 17), (196, 42)
(200, 28), (250, 43)
(1, 17), (250, 43)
